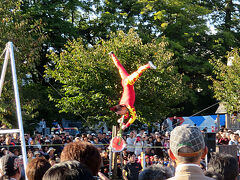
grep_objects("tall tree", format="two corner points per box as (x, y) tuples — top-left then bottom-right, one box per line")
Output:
(0, 0), (45, 128)
(138, 0), (219, 115)
(208, 0), (240, 55)
(210, 48), (240, 113)
(46, 29), (186, 127)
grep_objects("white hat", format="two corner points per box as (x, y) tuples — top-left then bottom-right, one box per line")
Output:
(34, 151), (40, 156)
(47, 147), (55, 154)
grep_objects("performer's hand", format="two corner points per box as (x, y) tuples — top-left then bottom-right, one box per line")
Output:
(117, 118), (122, 123)
(122, 125), (127, 131)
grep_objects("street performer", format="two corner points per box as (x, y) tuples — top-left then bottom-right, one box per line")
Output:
(109, 52), (156, 130)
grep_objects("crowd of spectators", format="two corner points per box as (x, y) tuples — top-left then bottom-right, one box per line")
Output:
(0, 128), (173, 178)
(0, 124), (239, 180)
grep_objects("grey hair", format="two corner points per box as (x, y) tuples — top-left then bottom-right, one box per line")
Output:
(139, 165), (173, 180)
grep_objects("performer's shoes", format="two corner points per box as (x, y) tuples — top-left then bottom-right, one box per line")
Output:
(108, 51), (114, 55)
(148, 61), (157, 69)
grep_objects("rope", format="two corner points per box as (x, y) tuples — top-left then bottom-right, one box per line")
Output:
(160, 102), (220, 133)
(36, 69), (89, 124)
(0, 143), (169, 149)
(189, 102), (219, 117)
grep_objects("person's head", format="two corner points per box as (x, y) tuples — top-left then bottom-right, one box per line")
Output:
(93, 137), (98, 143)
(0, 154), (22, 180)
(43, 160), (94, 180)
(26, 157), (51, 180)
(74, 137), (81, 142)
(153, 155), (159, 161)
(231, 133), (238, 141)
(128, 153), (136, 163)
(139, 165), (173, 180)
(83, 137), (88, 142)
(110, 104), (128, 115)
(207, 152), (238, 180)
(5, 137), (12, 145)
(13, 133), (18, 139)
(34, 151), (41, 157)
(60, 141), (101, 176)
(98, 133), (103, 139)
(47, 147), (56, 155)
(49, 157), (56, 166)
(168, 124), (207, 164)
(13, 149), (20, 156)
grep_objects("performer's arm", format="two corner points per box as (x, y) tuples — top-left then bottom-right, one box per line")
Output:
(122, 106), (136, 130)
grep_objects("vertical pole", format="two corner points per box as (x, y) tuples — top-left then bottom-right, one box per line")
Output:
(109, 125), (117, 179)
(141, 152), (146, 169)
(8, 42), (28, 175)
(217, 114), (220, 131)
(226, 113), (230, 129)
(0, 47), (9, 97)
(112, 126), (118, 180)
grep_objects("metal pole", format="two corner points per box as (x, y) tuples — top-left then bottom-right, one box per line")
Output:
(217, 114), (220, 131)
(8, 42), (28, 175)
(108, 149), (112, 178)
(0, 47), (9, 97)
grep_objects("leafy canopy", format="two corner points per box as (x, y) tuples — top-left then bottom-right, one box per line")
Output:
(46, 29), (186, 127)
(210, 48), (240, 114)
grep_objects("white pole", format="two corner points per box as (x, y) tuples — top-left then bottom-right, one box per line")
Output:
(8, 42), (28, 174)
(0, 129), (20, 134)
(0, 47), (9, 97)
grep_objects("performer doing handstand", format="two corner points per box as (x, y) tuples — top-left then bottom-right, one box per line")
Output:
(109, 52), (156, 130)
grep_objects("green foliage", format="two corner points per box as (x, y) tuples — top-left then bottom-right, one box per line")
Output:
(138, 0), (217, 115)
(46, 29), (185, 127)
(0, 0), (45, 128)
(210, 49), (240, 113)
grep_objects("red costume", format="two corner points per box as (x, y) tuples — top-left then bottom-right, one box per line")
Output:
(109, 52), (155, 130)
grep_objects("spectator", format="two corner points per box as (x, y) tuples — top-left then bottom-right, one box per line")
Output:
(26, 157), (51, 180)
(0, 154), (23, 180)
(122, 153), (142, 180)
(39, 119), (46, 136)
(60, 141), (101, 176)
(92, 136), (104, 150)
(154, 136), (164, 158)
(126, 131), (136, 153)
(52, 135), (63, 155)
(218, 133), (229, 145)
(168, 124), (213, 180)
(47, 147), (56, 159)
(206, 152), (238, 180)
(144, 155), (152, 167)
(34, 151), (41, 158)
(172, 116), (178, 129)
(152, 155), (159, 165)
(228, 134), (238, 145)
(43, 160), (94, 180)
(139, 164), (173, 180)
(134, 135), (144, 157)
(48, 156), (56, 166)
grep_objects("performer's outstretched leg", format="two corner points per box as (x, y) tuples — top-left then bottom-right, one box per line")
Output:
(126, 61), (156, 85)
(109, 52), (129, 79)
